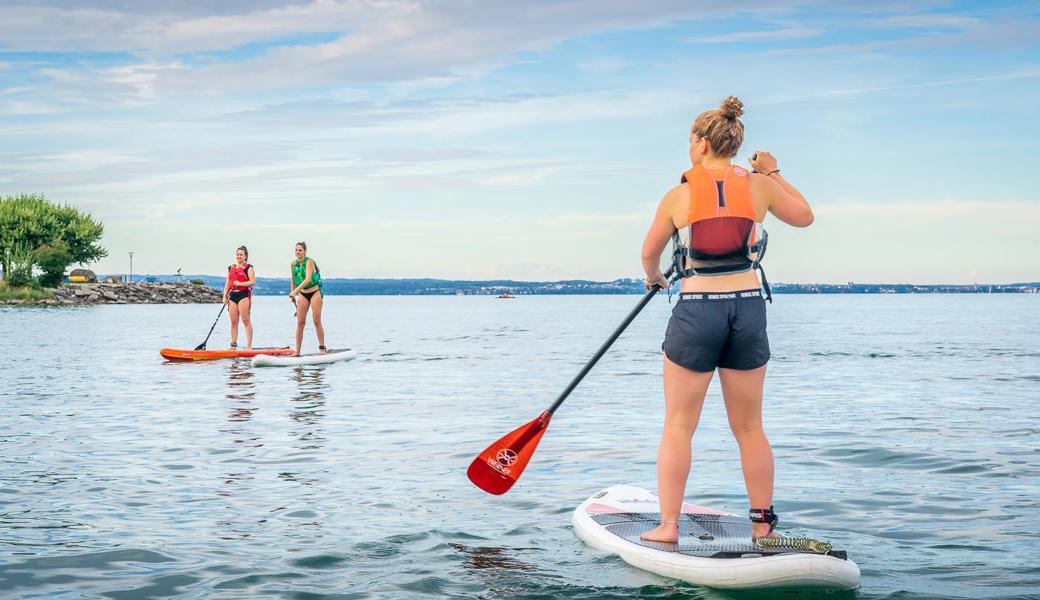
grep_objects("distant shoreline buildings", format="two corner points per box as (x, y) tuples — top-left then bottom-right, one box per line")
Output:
(115, 275), (1040, 296)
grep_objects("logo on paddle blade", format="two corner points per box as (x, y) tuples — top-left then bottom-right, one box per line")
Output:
(486, 456), (511, 475)
(495, 448), (518, 466)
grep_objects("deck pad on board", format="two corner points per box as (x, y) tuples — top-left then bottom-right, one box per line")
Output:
(590, 511), (845, 559)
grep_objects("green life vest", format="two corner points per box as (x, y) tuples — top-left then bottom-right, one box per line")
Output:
(292, 257), (322, 290)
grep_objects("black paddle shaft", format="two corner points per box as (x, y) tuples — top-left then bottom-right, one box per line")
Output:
(195, 302), (228, 351)
(546, 266), (675, 415)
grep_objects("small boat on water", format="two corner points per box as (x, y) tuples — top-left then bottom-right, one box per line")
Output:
(497, 294), (515, 299)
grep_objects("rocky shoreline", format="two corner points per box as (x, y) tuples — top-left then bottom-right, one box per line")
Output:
(3, 282), (222, 305)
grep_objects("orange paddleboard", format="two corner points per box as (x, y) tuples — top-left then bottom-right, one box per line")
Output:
(160, 347), (294, 361)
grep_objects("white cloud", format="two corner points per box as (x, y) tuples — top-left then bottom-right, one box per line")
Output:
(0, 1), (375, 54)
(98, 197), (1040, 282)
(0, 0), (808, 94)
(0, 1), (712, 55)
(684, 27), (821, 44)
(575, 58), (632, 73)
(216, 211), (644, 234)
(0, 100), (65, 114)
(752, 70), (1040, 107)
(770, 199), (1040, 284)
(872, 14), (982, 29)
(742, 17), (1040, 60)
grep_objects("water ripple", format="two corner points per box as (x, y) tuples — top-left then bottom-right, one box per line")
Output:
(0, 295), (1037, 599)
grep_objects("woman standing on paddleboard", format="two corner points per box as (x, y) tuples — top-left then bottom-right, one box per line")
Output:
(289, 242), (327, 356)
(639, 97), (814, 543)
(222, 245), (255, 349)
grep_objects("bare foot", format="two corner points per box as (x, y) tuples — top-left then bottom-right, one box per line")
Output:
(752, 523), (778, 538)
(640, 522), (679, 543)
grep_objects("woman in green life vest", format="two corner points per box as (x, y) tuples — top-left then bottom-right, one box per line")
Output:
(290, 241), (327, 356)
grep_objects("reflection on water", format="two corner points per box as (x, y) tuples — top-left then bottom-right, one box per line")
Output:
(450, 543), (544, 600)
(290, 366), (326, 423)
(221, 359), (261, 443)
(220, 359), (260, 503)
(225, 358), (257, 399)
(280, 367), (327, 487)
(450, 543), (538, 572)
(225, 358), (258, 422)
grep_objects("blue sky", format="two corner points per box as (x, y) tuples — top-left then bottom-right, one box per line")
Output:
(0, 0), (1037, 283)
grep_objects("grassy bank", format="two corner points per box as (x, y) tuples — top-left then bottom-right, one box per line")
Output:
(0, 283), (54, 302)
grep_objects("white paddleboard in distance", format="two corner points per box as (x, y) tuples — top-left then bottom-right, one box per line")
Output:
(572, 485), (860, 591)
(251, 348), (357, 367)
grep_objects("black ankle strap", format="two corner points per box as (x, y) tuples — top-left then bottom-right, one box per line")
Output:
(749, 506), (778, 534)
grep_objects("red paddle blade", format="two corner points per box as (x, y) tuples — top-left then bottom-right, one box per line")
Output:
(467, 410), (553, 495)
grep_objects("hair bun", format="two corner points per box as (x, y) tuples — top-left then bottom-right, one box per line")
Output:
(719, 96), (744, 119)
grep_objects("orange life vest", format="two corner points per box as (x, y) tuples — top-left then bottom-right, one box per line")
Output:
(670, 164), (771, 300)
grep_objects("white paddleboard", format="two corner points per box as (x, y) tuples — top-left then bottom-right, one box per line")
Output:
(572, 485), (860, 591)
(251, 348), (357, 367)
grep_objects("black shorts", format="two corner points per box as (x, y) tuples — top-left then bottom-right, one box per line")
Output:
(662, 289), (770, 373)
(228, 290), (250, 305)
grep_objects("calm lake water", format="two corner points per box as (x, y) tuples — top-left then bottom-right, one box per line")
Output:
(1, 294), (1038, 599)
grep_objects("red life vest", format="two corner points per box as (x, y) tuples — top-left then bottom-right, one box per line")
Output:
(227, 263), (253, 296)
(671, 164), (771, 300)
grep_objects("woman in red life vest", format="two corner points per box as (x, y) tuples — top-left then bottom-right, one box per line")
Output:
(222, 245), (256, 349)
(640, 97), (814, 543)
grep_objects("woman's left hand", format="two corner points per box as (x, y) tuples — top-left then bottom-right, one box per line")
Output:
(748, 151), (778, 174)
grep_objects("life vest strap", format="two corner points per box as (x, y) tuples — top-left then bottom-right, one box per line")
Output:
(669, 229), (772, 303)
(758, 264), (773, 303)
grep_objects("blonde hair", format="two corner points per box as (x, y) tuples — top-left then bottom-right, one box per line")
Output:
(690, 96), (744, 158)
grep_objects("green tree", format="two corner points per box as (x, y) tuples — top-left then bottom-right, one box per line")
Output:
(35, 241), (73, 287)
(5, 241), (34, 287)
(0, 194), (106, 285)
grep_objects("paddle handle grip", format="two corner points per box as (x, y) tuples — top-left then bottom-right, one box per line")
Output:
(546, 266), (674, 415)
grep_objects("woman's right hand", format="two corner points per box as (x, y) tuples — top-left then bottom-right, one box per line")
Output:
(748, 151), (778, 174)
(644, 271), (669, 290)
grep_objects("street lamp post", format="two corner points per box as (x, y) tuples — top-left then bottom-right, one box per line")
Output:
(129, 251), (134, 284)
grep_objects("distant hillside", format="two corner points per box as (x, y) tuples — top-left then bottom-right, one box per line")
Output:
(142, 275), (641, 295)
(113, 275), (1040, 295)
